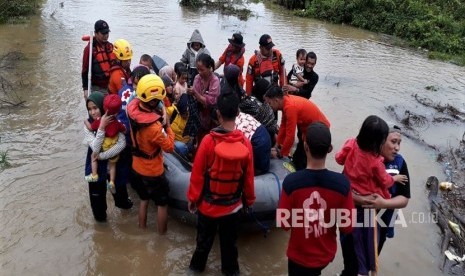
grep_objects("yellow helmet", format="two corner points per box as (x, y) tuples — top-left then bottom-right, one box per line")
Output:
(136, 74), (166, 102)
(113, 39), (133, 61)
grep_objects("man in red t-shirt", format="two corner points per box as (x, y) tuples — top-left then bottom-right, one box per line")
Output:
(277, 122), (354, 276)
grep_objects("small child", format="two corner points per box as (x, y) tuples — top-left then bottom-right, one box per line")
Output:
(139, 54), (154, 73)
(84, 94), (126, 193)
(180, 29), (210, 87)
(166, 94), (191, 159)
(289, 49), (308, 86)
(173, 64), (188, 104)
(335, 115), (407, 276)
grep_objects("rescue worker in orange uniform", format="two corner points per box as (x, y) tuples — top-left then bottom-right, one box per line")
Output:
(245, 34), (286, 95)
(215, 33), (246, 88)
(126, 74), (175, 234)
(264, 86), (330, 171)
(108, 39), (133, 95)
(81, 19), (116, 100)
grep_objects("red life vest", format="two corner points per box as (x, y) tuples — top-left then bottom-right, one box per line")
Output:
(91, 39), (115, 82)
(203, 137), (250, 206)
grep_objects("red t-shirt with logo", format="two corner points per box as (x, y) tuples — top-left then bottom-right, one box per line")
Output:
(277, 169), (354, 268)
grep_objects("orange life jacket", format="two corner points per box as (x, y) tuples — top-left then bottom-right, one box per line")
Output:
(109, 64), (131, 82)
(252, 49), (280, 85)
(203, 137), (250, 206)
(92, 39), (114, 82)
(224, 45), (245, 67)
(127, 100), (163, 160)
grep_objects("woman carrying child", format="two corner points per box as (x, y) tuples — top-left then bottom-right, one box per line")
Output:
(83, 92), (132, 222)
(84, 94), (126, 194)
(335, 115), (408, 276)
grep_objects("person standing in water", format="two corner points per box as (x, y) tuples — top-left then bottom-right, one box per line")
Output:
(187, 91), (255, 276)
(83, 92), (131, 222)
(81, 20), (116, 100)
(340, 124), (411, 276)
(277, 122), (354, 276)
(127, 74), (175, 234)
(335, 115), (408, 276)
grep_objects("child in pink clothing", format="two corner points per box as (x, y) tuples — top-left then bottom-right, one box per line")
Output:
(335, 115), (407, 276)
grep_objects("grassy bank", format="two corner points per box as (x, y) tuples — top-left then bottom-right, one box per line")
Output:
(275, 0), (465, 65)
(0, 0), (41, 24)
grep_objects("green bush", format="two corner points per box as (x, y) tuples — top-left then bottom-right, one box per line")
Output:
(280, 0), (465, 63)
(0, 0), (41, 23)
(0, 150), (10, 169)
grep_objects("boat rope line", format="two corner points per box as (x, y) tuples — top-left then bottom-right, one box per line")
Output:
(247, 171), (282, 237)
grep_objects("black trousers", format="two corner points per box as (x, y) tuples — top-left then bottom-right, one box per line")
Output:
(292, 131), (307, 171)
(340, 229), (388, 276)
(87, 146), (132, 222)
(113, 146), (132, 208)
(340, 233), (358, 276)
(189, 212), (240, 275)
(288, 259), (326, 276)
(88, 179), (107, 221)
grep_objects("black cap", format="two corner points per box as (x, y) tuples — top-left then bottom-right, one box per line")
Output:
(228, 33), (245, 47)
(306, 122), (331, 153)
(259, 34), (275, 50)
(94, 20), (110, 34)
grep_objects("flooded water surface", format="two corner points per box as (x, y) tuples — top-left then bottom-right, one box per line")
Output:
(2, 0), (464, 275)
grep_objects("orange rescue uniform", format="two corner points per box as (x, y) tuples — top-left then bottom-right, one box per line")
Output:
(218, 46), (245, 87)
(108, 65), (131, 95)
(277, 95), (330, 157)
(127, 98), (175, 177)
(245, 49), (285, 95)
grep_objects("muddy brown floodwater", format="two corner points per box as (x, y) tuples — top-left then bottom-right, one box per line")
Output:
(2, 0), (464, 275)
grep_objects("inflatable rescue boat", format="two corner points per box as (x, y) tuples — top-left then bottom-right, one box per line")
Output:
(164, 152), (292, 232)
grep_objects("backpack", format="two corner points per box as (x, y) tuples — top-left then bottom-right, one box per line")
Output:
(203, 135), (250, 206)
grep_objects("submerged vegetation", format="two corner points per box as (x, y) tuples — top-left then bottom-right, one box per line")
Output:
(274, 0), (465, 65)
(0, 149), (10, 170)
(0, 51), (26, 109)
(180, 0), (253, 21)
(0, 0), (41, 24)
